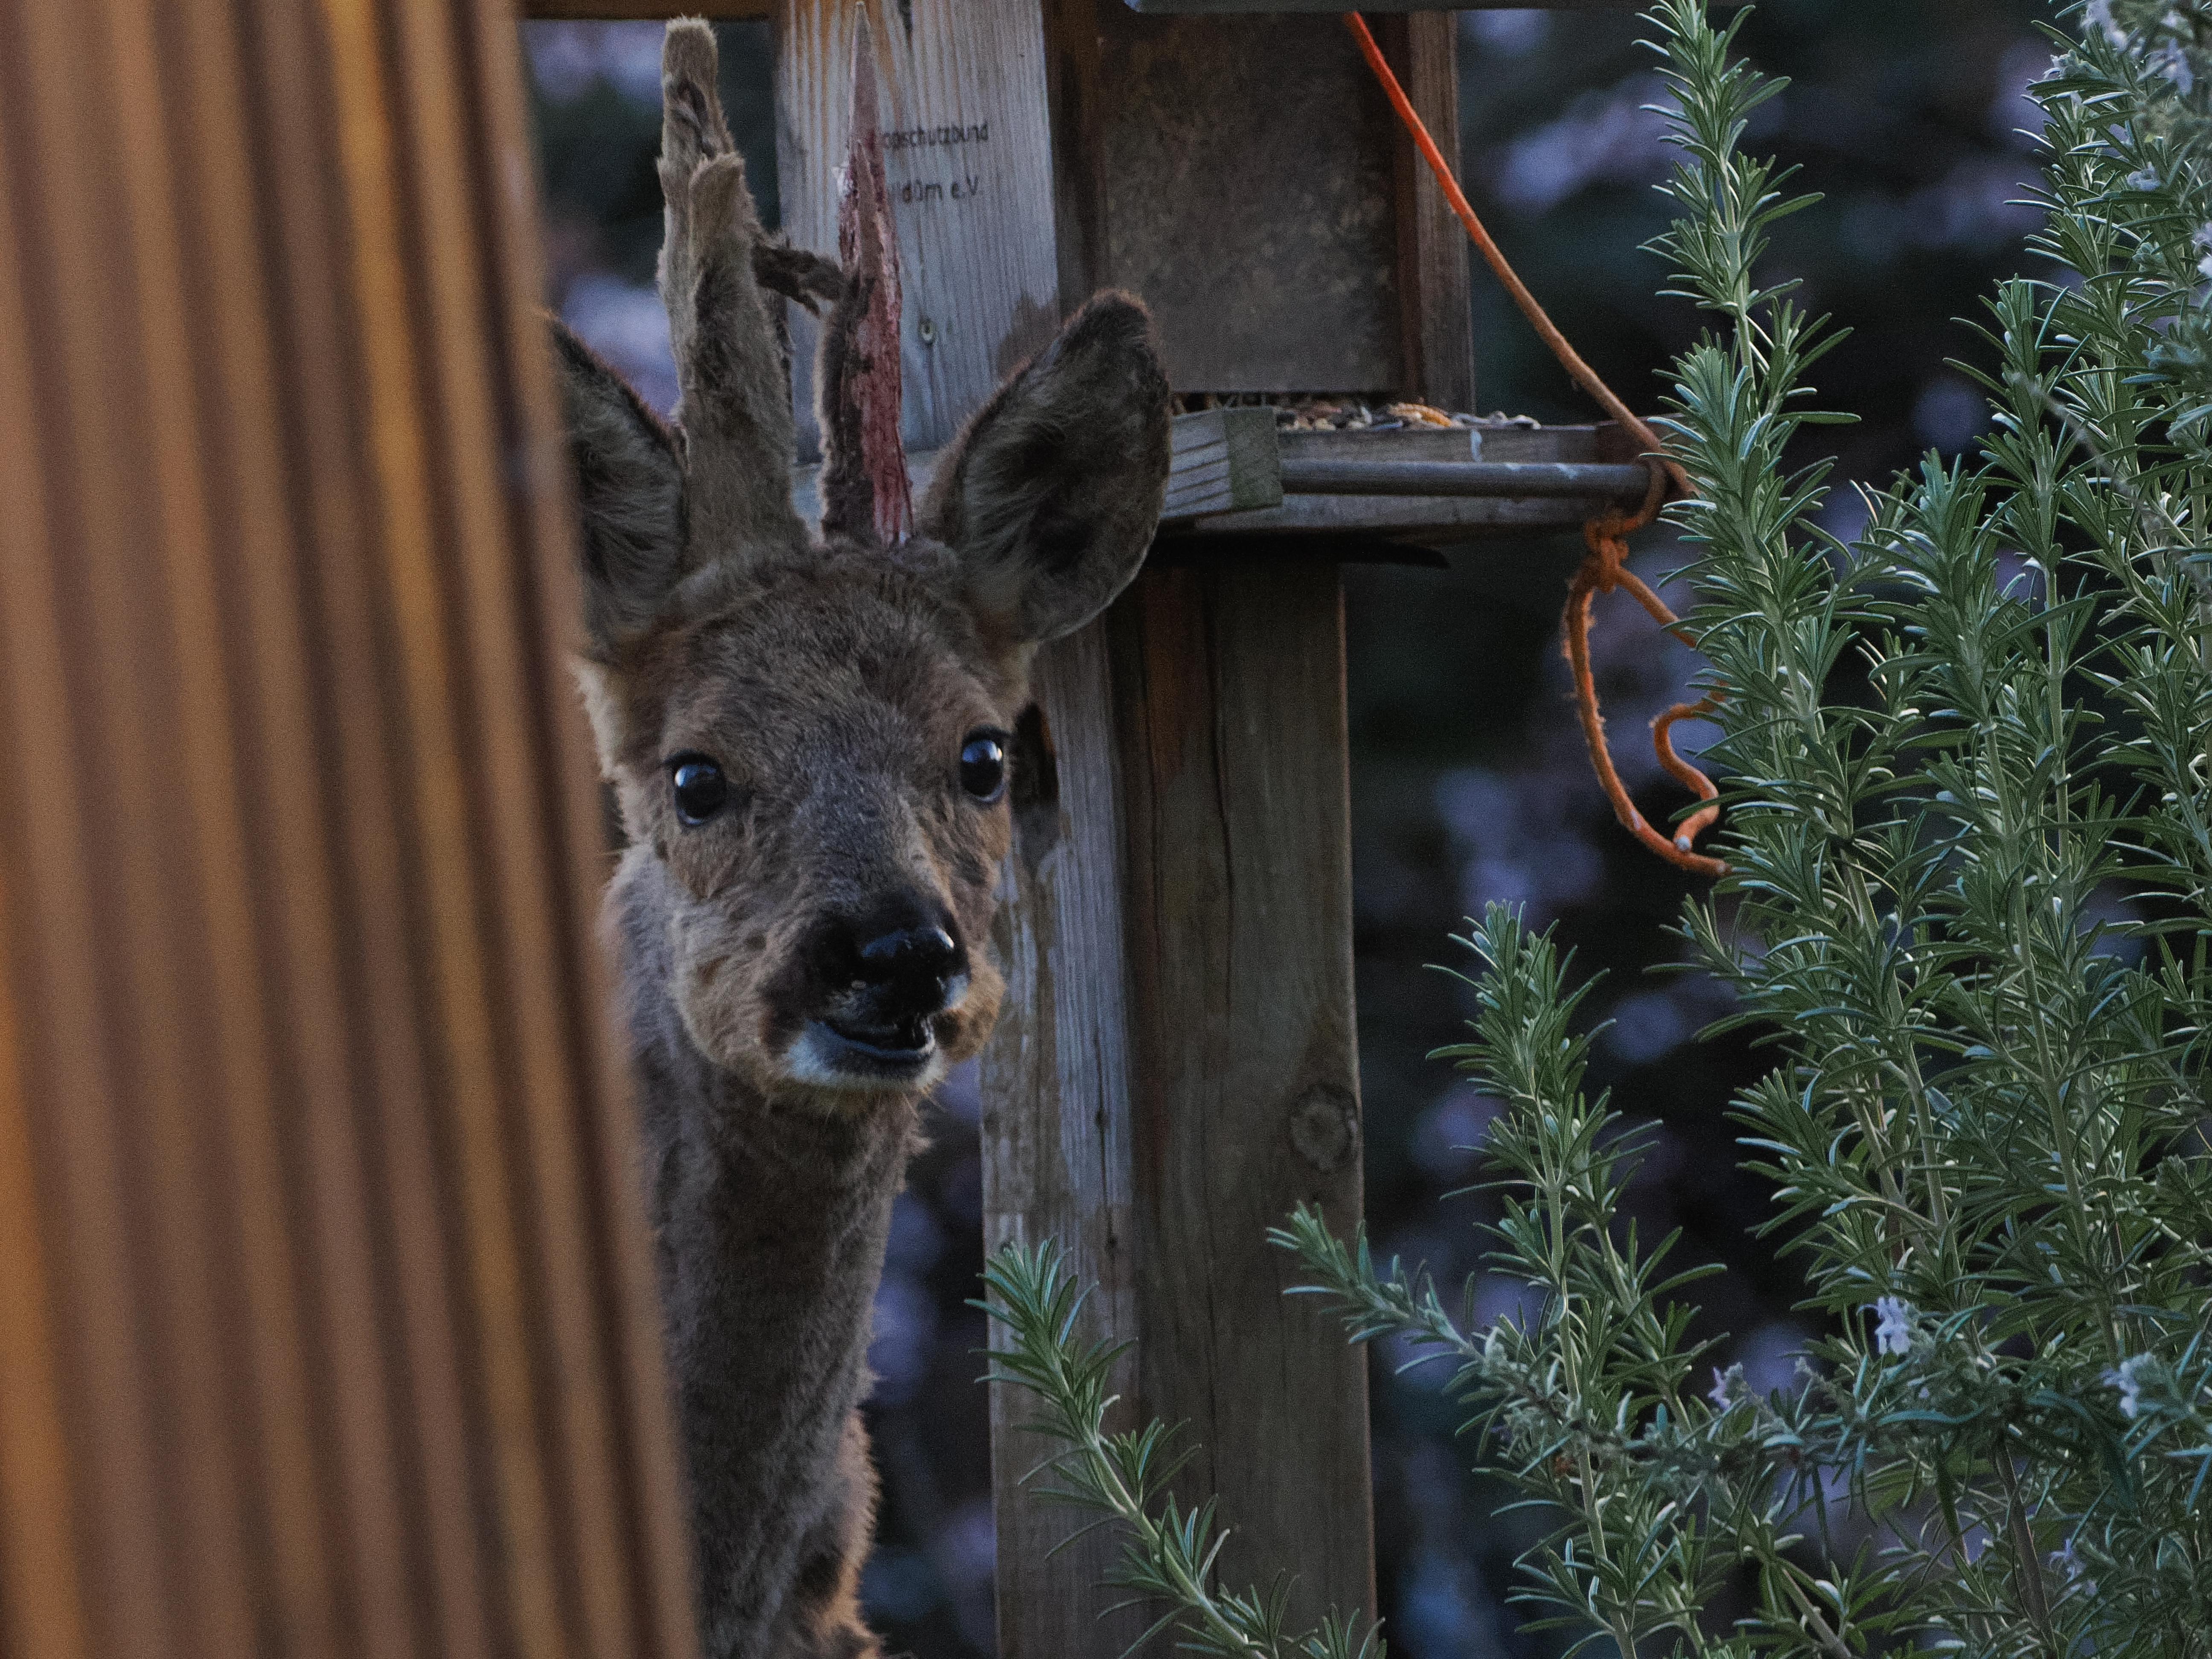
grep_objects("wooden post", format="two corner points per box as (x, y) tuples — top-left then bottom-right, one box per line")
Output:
(0, 3), (696, 1655)
(982, 548), (1381, 1659)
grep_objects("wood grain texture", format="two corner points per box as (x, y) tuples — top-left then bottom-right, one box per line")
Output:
(978, 568), (1376, 1656)
(1276, 458), (1652, 497)
(776, 0), (1064, 455)
(978, 630), (1153, 1659)
(0, 69), (102, 1659)
(1081, 3), (1403, 392)
(1187, 421), (1645, 538)
(1112, 563), (1375, 1641)
(1162, 407), (1284, 519)
(0, 0), (699, 1654)
(1381, 13), (1474, 413)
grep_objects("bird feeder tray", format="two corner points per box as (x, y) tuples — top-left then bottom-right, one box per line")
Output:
(1157, 407), (1650, 540)
(795, 412), (1649, 545)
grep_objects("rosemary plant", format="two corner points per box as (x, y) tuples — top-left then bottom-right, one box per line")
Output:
(984, 3), (2212, 1653)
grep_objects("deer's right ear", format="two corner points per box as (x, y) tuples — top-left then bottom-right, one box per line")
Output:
(550, 317), (687, 652)
(920, 292), (1171, 645)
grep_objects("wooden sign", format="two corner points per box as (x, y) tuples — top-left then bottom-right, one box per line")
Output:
(777, 0), (1065, 454)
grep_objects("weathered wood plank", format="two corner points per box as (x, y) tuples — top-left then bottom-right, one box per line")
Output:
(1285, 421), (1638, 463)
(1381, 13), (1474, 412)
(981, 565), (1377, 1658)
(1164, 421), (1652, 534)
(978, 630), (1153, 1659)
(1279, 457), (1651, 497)
(523, 0), (771, 14)
(1179, 492), (1617, 538)
(800, 422), (1643, 539)
(1079, 3), (1403, 392)
(775, 0), (1064, 455)
(1163, 407), (1284, 518)
(1112, 562), (1375, 1641)
(522, 0), (1643, 10)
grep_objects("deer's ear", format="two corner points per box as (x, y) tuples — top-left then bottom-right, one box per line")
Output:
(550, 317), (687, 652)
(920, 293), (1171, 644)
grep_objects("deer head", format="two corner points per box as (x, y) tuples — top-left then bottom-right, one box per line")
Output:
(553, 21), (1170, 1103)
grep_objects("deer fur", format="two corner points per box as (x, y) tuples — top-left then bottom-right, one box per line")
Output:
(550, 21), (1170, 1659)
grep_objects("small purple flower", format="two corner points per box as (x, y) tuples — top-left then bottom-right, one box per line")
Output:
(2049, 1535), (2098, 1597)
(2105, 1353), (2152, 1420)
(1707, 1364), (1746, 1410)
(2150, 39), (2195, 94)
(1873, 1296), (1915, 1357)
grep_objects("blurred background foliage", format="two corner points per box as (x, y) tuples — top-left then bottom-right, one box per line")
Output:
(522, 6), (2049, 1653)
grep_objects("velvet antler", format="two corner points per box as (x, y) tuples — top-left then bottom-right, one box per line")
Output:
(817, 20), (912, 547)
(657, 21), (824, 560)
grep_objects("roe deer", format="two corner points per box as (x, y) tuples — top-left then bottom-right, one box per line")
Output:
(549, 21), (1170, 1659)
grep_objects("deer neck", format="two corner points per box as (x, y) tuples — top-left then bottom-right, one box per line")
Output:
(608, 844), (916, 1648)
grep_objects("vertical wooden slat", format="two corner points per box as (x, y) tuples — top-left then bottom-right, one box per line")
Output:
(315, 0), (574, 1638)
(981, 565), (1377, 1659)
(162, 6), (422, 1653)
(1112, 562), (1375, 1634)
(243, 5), (500, 1650)
(458, 0), (705, 1644)
(0, 4), (253, 1652)
(0, 0), (702, 1654)
(776, 0), (1065, 454)
(978, 632), (1152, 1659)
(384, 0), (618, 1647)
(0, 870), (92, 1659)
(1383, 12), (1475, 412)
(962, 10), (1385, 1654)
(108, 3), (352, 1653)
(0, 61), (98, 1659)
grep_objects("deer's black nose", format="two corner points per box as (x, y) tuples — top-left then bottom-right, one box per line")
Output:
(857, 924), (959, 987)
(828, 899), (968, 1019)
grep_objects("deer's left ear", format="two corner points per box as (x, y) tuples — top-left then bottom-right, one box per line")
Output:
(550, 316), (688, 654)
(920, 292), (1171, 644)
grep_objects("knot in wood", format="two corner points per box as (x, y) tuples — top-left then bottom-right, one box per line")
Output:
(1287, 1087), (1358, 1174)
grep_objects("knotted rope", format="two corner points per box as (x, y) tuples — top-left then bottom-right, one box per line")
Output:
(1343, 15), (1725, 877)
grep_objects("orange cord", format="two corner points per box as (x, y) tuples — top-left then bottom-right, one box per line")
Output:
(1344, 13), (1724, 877)
(1569, 477), (1726, 875)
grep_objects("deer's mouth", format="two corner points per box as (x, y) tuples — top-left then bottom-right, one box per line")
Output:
(808, 1013), (938, 1080)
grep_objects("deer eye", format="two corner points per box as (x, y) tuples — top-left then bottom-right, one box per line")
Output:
(669, 754), (731, 825)
(959, 730), (1008, 803)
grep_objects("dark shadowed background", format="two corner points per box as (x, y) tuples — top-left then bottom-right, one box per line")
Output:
(521, 6), (2049, 1652)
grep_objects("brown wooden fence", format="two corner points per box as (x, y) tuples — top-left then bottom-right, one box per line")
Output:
(0, 3), (697, 1655)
